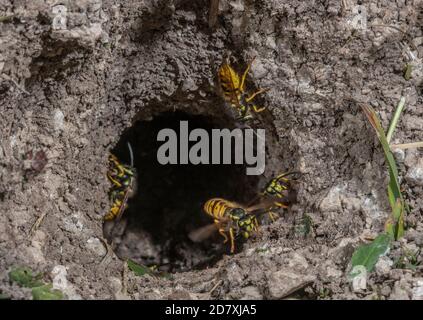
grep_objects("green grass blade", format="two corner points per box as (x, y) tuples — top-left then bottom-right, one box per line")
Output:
(386, 97), (406, 143)
(8, 267), (43, 288)
(31, 285), (63, 300)
(404, 64), (412, 81)
(127, 259), (152, 277)
(361, 105), (405, 240)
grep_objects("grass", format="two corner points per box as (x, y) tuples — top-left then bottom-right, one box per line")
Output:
(393, 248), (421, 270)
(361, 104), (405, 240)
(349, 101), (408, 279)
(403, 63), (413, 81)
(8, 267), (63, 300)
(127, 259), (173, 280)
(386, 97), (406, 143)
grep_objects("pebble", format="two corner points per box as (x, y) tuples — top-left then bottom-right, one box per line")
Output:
(389, 280), (410, 300)
(86, 237), (107, 257)
(405, 159), (423, 186)
(375, 256), (393, 276)
(267, 269), (315, 299)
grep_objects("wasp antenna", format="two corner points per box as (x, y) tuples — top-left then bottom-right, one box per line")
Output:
(278, 171), (302, 179)
(127, 142), (134, 167)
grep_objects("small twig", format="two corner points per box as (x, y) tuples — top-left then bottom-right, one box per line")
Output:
(1, 73), (30, 95)
(99, 238), (113, 265)
(122, 261), (128, 295)
(391, 141), (423, 150)
(386, 96), (406, 143)
(208, 0), (219, 29)
(28, 211), (48, 237)
(209, 279), (223, 295)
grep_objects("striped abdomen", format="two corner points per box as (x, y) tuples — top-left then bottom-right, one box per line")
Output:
(203, 198), (239, 220)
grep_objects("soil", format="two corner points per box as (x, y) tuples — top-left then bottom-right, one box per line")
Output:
(1, 0), (423, 300)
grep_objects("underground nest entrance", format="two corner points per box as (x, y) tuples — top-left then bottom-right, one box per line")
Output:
(103, 111), (266, 272)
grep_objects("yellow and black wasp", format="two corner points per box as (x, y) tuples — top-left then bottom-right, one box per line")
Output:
(258, 172), (300, 221)
(104, 143), (135, 221)
(189, 198), (275, 253)
(218, 55), (268, 121)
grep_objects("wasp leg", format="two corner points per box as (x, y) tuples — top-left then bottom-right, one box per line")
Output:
(267, 211), (279, 222)
(218, 227), (229, 244)
(251, 105), (266, 113)
(246, 88), (269, 102)
(252, 216), (260, 236)
(238, 114), (253, 122)
(237, 106), (253, 121)
(110, 155), (133, 178)
(240, 56), (256, 92)
(274, 202), (288, 208)
(107, 173), (123, 188)
(110, 155), (125, 174)
(275, 173), (290, 183)
(229, 227), (236, 253)
(254, 216), (259, 230)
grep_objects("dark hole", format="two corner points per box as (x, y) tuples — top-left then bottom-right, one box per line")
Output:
(103, 111), (261, 272)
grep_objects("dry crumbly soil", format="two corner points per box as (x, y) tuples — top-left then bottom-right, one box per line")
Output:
(1, 0), (423, 300)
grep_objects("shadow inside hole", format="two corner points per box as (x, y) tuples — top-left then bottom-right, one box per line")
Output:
(104, 111), (261, 272)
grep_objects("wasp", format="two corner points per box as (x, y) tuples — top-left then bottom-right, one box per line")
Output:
(104, 143), (135, 221)
(218, 55), (268, 121)
(189, 198), (275, 253)
(259, 172), (300, 221)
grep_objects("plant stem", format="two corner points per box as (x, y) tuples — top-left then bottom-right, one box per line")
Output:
(386, 97), (406, 143)
(391, 141), (423, 150)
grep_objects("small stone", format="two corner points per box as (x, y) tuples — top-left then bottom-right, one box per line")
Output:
(229, 0), (244, 11)
(351, 265), (367, 292)
(51, 265), (82, 300)
(406, 228), (423, 246)
(226, 263), (244, 285)
(288, 253), (309, 271)
(392, 148), (405, 163)
(251, 58), (267, 79)
(267, 269), (315, 299)
(375, 256), (393, 276)
(389, 280), (410, 300)
(319, 185), (344, 212)
(240, 286), (262, 300)
(167, 290), (192, 300)
(86, 237), (107, 257)
(326, 266), (342, 279)
(109, 277), (122, 293)
(53, 109), (65, 132)
(404, 149), (419, 168)
(405, 159), (423, 186)
(380, 285), (392, 297)
(52, 5), (68, 31)
(412, 279), (423, 300)
(181, 77), (198, 92)
(266, 36), (277, 50)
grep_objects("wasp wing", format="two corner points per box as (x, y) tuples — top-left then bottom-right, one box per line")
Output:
(188, 216), (231, 243)
(218, 62), (241, 106)
(246, 198), (277, 211)
(115, 177), (134, 221)
(188, 223), (218, 243)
